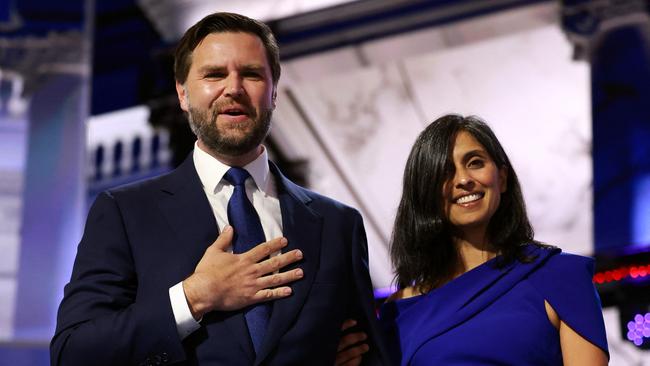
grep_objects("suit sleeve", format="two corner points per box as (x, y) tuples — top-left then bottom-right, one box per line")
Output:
(50, 192), (186, 366)
(350, 211), (390, 366)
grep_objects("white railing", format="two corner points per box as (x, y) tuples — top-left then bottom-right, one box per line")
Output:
(86, 106), (172, 192)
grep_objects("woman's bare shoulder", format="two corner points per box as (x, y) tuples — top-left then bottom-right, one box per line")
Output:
(386, 287), (421, 302)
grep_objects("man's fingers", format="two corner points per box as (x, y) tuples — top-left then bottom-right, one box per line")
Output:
(340, 319), (357, 332)
(251, 287), (292, 303)
(255, 249), (303, 275)
(257, 268), (303, 288)
(337, 332), (367, 351)
(334, 343), (369, 366)
(212, 225), (234, 251)
(245, 237), (289, 262)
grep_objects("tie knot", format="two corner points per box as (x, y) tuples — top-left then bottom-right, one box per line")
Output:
(224, 167), (251, 186)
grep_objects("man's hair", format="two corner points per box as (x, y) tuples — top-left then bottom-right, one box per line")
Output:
(174, 12), (281, 85)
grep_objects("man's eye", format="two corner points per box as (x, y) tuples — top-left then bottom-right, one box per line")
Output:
(243, 72), (262, 79)
(205, 73), (226, 79)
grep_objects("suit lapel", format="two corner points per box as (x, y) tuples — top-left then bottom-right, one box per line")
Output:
(156, 153), (255, 360)
(255, 163), (323, 364)
(157, 154), (218, 268)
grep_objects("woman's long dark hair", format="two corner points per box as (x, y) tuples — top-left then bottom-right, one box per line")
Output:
(390, 114), (537, 291)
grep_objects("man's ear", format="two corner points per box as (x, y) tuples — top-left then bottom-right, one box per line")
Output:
(499, 166), (508, 193)
(272, 86), (277, 109)
(175, 81), (189, 112)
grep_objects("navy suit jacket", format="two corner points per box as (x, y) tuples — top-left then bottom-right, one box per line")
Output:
(51, 154), (388, 366)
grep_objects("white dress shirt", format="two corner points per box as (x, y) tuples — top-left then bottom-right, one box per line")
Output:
(169, 143), (283, 339)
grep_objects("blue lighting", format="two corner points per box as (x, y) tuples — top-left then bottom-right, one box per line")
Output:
(0, 1), (10, 23)
(633, 174), (650, 247)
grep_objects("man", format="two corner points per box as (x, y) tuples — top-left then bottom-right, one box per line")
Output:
(51, 12), (387, 366)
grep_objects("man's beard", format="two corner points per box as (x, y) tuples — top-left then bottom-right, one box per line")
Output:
(187, 101), (272, 157)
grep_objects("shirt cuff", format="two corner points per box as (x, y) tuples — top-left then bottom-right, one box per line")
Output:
(169, 281), (201, 339)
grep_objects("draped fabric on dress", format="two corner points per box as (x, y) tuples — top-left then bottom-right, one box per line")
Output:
(380, 245), (608, 365)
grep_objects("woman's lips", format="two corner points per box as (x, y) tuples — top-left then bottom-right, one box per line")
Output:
(454, 192), (484, 207)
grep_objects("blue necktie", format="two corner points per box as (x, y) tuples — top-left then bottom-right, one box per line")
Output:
(224, 167), (270, 354)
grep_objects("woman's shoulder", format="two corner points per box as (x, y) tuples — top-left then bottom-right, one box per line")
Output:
(519, 243), (591, 270)
(386, 286), (422, 302)
(518, 244), (597, 300)
(535, 245), (595, 276)
(523, 244), (599, 308)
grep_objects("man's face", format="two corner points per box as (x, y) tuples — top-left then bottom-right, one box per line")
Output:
(176, 32), (276, 157)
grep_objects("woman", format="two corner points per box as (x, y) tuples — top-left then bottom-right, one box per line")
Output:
(381, 114), (608, 365)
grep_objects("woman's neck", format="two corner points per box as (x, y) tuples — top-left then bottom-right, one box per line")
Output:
(455, 235), (497, 274)
(393, 231), (497, 301)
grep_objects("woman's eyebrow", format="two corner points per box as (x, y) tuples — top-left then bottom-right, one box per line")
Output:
(459, 149), (488, 163)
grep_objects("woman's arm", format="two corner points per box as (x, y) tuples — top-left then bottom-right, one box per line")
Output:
(560, 320), (608, 366)
(546, 300), (608, 366)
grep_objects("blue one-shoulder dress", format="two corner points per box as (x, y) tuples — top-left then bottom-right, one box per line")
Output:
(379, 245), (608, 365)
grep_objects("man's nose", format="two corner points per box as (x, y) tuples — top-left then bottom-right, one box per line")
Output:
(224, 75), (244, 98)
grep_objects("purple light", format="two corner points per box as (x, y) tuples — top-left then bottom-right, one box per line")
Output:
(628, 312), (650, 347)
(373, 285), (397, 299)
(628, 331), (636, 340)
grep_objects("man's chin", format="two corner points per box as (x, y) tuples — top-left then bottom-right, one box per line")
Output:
(202, 135), (261, 157)
(216, 129), (255, 144)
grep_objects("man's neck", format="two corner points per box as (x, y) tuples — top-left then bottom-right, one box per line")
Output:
(197, 140), (263, 167)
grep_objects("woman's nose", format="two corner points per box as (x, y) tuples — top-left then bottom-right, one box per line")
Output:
(455, 175), (474, 188)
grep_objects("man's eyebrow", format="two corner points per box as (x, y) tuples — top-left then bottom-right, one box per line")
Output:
(196, 64), (266, 74)
(240, 64), (266, 72)
(196, 65), (227, 74)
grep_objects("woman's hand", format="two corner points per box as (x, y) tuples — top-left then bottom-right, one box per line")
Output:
(335, 319), (369, 366)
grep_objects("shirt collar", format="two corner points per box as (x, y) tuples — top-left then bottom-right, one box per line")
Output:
(193, 142), (270, 194)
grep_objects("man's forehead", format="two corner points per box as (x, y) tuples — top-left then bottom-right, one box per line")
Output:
(195, 63), (268, 72)
(195, 31), (264, 49)
(189, 33), (270, 70)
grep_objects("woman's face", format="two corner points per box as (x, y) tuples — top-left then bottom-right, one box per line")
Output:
(443, 131), (507, 238)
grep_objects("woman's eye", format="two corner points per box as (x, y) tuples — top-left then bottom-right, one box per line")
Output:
(468, 159), (484, 168)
